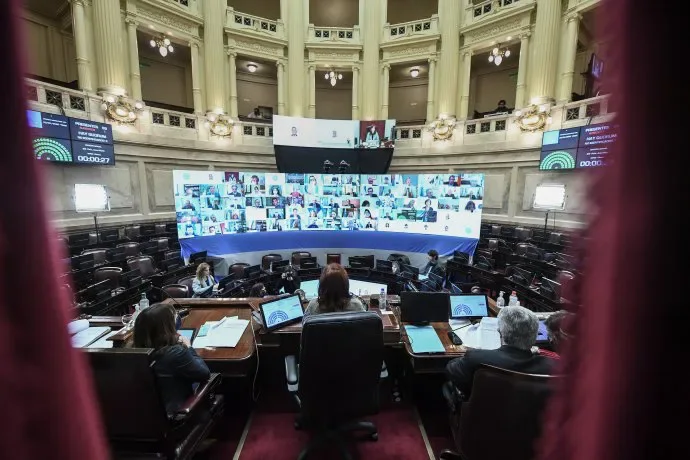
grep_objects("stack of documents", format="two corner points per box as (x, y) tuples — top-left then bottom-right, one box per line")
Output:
(193, 316), (249, 348)
(404, 325), (446, 354)
(456, 317), (501, 350)
(69, 319), (111, 348)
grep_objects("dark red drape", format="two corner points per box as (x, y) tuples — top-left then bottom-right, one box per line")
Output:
(539, 0), (687, 459)
(0, 1), (107, 458)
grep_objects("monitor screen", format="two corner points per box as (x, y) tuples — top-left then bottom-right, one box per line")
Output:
(27, 110), (70, 139)
(536, 320), (549, 343)
(300, 279), (320, 299)
(539, 149), (577, 170)
(273, 116), (396, 150)
(576, 122), (617, 168)
(349, 279), (388, 296)
(178, 328), (196, 342)
(260, 294), (304, 330)
(72, 141), (115, 165)
(32, 137), (73, 163)
(173, 170), (485, 239)
(541, 127), (580, 151)
(69, 118), (114, 145)
(449, 294), (489, 318)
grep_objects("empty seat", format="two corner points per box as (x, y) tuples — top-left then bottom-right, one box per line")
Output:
(229, 263), (249, 279)
(155, 223), (167, 234)
(124, 225), (141, 240)
(291, 251), (312, 266)
(327, 253), (342, 265)
(93, 266), (123, 287)
(177, 275), (195, 294)
(81, 248), (108, 265)
(151, 237), (169, 250)
(127, 256), (157, 278)
(116, 242), (140, 258)
(387, 253), (411, 266)
(161, 284), (189, 299)
(261, 253), (283, 270)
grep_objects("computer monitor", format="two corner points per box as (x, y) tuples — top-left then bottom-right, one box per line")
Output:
(217, 273), (236, 291)
(71, 253), (95, 271)
(349, 278), (388, 296)
(535, 320), (549, 344)
(299, 279), (320, 299)
(106, 247), (126, 263)
(271, 259), (290, 271)
(259, 294), (304, 332)
(428, 271), (444, 289)
(400, 292), (450, 323)
(449, 294), (489, 319)
(300, 256), (317, 269)
(540, 277), (562, 301)
(399, 263), (420, 280)
(349, 255), (375, 269)
(375, 259), (393, 273)
(243, 264), (262, 279)
(449, 282), (463, 295)
(140, 224), (156, 236)
(100, 228), (119, 242)
(68, 233), (90, 246)
(120, 268), (141, 286)
(510, 266), (534, 287)
(326, 253), (342, 265)
(177, 328), (196, 343)
(406, 281), (418, 292)
(189, 250), (207, 264)
(474, 255), (494, 271)
(165, 250), (182, 260)
(77, 278), (113, 303)
(160, 259), (182, 272)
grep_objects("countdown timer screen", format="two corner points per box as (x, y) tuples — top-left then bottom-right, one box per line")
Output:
(173, 170), (484, 239)
(539, 123), (617, 170)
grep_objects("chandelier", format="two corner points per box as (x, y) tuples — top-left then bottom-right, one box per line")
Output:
(488, 45), (510, 66)
(150, 35), (174, 57)
(325, 70), (343, 86)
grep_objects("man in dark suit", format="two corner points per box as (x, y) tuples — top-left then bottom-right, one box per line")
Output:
(444, 306), (553, 407)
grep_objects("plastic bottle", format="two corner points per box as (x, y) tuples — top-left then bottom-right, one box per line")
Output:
(380, 288), (387, 310)
(139, 292), (149, 310)
(508, 291), (518, 307)
(496, 291), (505, 309)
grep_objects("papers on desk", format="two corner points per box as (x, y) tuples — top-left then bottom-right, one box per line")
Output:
(193, 316), (248, 348)
(456, 317), (501, 350)
(71, 326), (111, 348)
(86, 328), (122, 348)
(404, 325), (446, 354)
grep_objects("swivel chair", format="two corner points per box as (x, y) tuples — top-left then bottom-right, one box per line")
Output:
(261, 253), (283, 271)
(285, 312), (384, 459)
(161, 284), (190, 299)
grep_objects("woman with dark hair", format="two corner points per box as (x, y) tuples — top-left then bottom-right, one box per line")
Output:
(133, 303), (210, 415)
(537, 310), (572, 359)
(304, 264), (366, 317)
(248, 283), (267, 297)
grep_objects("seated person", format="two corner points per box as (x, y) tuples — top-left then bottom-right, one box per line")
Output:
(133, 303), (210, 415)
(445, 306), (554, 399)
(248, 282), (267, 298)
(303, 263), (366, 317)
(537, 310), (571, 359)
(422, 249), (439, 275)
(192, 262), (217, 298)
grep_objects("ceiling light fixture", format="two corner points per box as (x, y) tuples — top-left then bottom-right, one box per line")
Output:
(150, 35), (174, 57)
(247, 63), (258, 73)
(324, 69), (343, 86)
(488, 44), (511, 66)
(410, 68), (420, 78)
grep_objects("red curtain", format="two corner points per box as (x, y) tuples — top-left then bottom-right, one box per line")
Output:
(539, 1), (686, 459)
(0, 1), (107, 458)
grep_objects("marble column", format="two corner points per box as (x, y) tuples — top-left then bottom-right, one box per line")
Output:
(125, 17), (142, 101)
(70, 0), (93, 91)
(227, 50), (238, 117)
(352, 64), (360, 119)
(92, 0), (126, 94)
(277, 60), (286, 115)
(426, 57), (437, 122)
(203, 0), (227, 113)
(514, 32), (531, 109)
(361, 0), (385, 119)
(436, 0), (461, 117)
(189, 41), (203, 114)
(286, 0), (306, 116)
(528, 0), (562, 104)
(458, 51), (472, 119)
(381, 64), (390, 119)
(308, 64), (316, 118)
(559, 13), (581, 102)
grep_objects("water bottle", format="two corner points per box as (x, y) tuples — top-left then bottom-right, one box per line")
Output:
(380, 288), (387, 310)
(496, 291), (505, 309)
(139, 292), (150, 310)
(508, 291), (518, 307)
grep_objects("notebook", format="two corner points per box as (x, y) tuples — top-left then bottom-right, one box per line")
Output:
(404, 325), (446, 354)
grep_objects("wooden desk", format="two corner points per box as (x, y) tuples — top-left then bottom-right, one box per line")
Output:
(401, 298), (499, 374)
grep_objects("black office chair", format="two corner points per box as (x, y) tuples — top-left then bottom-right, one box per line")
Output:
(291, 251), (312, 266)
(440, 365), (556, 460)
(81, 248), (108, 265)
(85, 348), (224, 459)
(326, 253), (342, 265)
(162, 284), (190, 299)
(117, 242), (140, 258)
(125, 225), (141, 240)
(285, 312), (384, 459)
(178, 275), (195, 295)
(93, 266), (123, 287)
(262, 253), (283, 270)
(387, 253), (411, 266)
(229, 263), (249, 279)
(127, 255), (157, 278)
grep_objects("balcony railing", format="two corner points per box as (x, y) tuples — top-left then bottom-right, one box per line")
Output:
(241, 121), (273, 138)
(465, 113), (512, 136)
(464, 0), (525, 26)
(150, 108), (198, 130)
(308, 25), (360, 44)
(384, 15), (439, 42)
(395, 125), (425, 141)
(25, 78), (89, 116)
(226, 8), (285, 39)
(562, 94), (611, 122)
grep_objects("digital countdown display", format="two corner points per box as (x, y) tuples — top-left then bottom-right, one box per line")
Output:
(173, 170), (484, 240)
(27, 110), (116, 165)
(539, 122), (617, 170)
